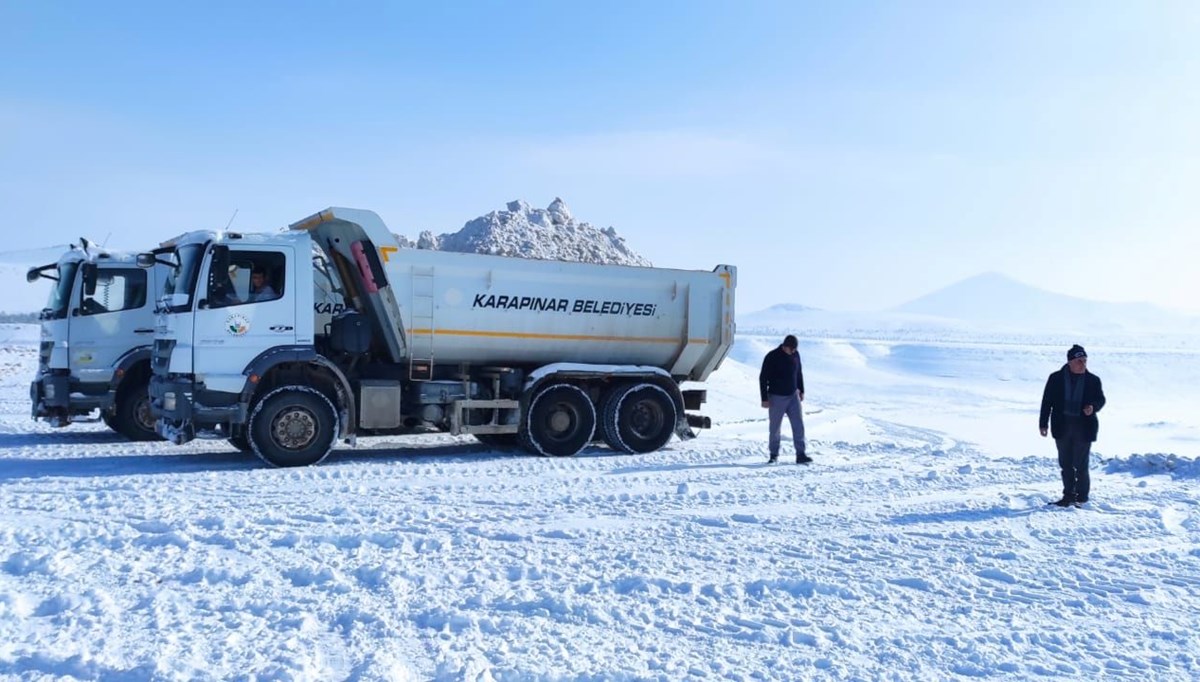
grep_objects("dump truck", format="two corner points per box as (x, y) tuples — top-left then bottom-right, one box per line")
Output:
(145, 207), (736, 466)
(28, 240), (171, 440)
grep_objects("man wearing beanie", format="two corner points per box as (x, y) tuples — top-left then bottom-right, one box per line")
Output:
(759, 334), (810, 464)
(1039, 344), (1106, 507)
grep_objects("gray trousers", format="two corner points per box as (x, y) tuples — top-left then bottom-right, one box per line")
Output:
(768, 393), (805, 457)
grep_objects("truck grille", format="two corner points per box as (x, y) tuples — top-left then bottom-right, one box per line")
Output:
(152, 339), (176, 376)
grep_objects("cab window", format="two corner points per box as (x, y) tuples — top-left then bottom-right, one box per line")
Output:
(81, 269), (148, 316)
(208, 251), (286, 308)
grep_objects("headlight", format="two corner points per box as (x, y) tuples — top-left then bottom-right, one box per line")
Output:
(44, 383), (55, 399)
(163, 392), (176, 411)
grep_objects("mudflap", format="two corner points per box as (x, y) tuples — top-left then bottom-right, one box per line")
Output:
(157, 418), (196, 445)
(674, 418), (698, 441)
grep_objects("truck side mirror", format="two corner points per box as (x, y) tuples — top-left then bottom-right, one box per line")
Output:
(26, 264), (54, 282)
(81, 263), (98, 296)
(135, 253), (157, 268)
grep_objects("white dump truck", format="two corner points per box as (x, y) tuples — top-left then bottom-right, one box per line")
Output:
(145, 207), (736, 466)
(28, 241), (171, 440)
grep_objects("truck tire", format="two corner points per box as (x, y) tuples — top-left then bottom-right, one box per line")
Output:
(248, 386), (339, 467)
(113, 383), (162, 441)
(521, 383), (596, 457)
(474, 433), (520, 449)
(600, 383), (676, 454)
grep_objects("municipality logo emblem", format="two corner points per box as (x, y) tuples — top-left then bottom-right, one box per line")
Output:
(226, 314), (250, 336)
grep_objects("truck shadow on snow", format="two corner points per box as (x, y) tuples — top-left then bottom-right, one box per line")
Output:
(0, 450), (259, 482)
(320, 440), (673, 467)
(322, 441), (604, 465)
(0, 440), (642, 482)
(0, 430), (131, 448)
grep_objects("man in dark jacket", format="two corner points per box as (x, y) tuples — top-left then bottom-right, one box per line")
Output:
(760, 334), (810, 464)
(1040, 344), (1106, 507)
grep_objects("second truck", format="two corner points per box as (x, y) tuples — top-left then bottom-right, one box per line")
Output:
(145, 207), (736, 466)
(29, 241), (171, 440)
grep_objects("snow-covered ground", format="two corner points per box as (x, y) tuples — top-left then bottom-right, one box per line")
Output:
(2, 321), (1197, 680)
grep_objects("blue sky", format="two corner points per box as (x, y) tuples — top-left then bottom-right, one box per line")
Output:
(3, 1), (1198, 315)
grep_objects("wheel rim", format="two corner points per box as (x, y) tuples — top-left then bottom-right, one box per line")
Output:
(627, 398), (666, 439)
(272, 407), (318, 450)
(134, 396), (155, 432)
(543, 402), (580, 443)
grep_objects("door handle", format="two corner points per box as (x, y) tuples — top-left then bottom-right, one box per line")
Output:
(135, 328), (155, 334)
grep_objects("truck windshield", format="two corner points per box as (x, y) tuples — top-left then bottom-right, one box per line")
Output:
(41, 262), (79, 320)
(163, 244), (204, 312)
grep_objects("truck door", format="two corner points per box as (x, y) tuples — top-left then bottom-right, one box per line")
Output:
(191, 246), (297, 395)
(70, 265), (156, 386)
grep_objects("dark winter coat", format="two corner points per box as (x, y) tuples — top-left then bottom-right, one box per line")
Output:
(759, 347), (804, 401)
(1039, 365), (1106, 442)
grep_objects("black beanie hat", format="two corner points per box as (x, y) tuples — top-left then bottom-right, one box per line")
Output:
(1068, 344), (1087, 360)
(783, 335), (798, 349)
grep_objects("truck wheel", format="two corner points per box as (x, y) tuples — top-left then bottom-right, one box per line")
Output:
(113, 384), (162, 441)
(521, 383), (596, 457)
(474, 433), (520, 449)
(601, 383), (676, 454)
(101, 411), (118, 433)
(248, 387), (339, 467)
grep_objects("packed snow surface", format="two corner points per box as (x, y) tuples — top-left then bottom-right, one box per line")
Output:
(2, 320), (1198, 680)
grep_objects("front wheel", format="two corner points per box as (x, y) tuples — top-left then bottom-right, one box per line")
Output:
(113, 383), (162, 441)
(248, 387), (339, 467)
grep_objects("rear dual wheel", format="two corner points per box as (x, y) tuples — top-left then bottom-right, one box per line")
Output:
(521, 383), (596, 457)
(600, 383), (677, 454)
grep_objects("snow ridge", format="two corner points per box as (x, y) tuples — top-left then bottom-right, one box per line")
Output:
(1105, 453), (1200, 480)
(396, 198), (652, 267)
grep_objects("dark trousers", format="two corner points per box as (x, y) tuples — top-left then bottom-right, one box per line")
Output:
(1055, 420), (1092, 502)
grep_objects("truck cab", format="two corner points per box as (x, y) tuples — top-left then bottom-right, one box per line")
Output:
(28, 241), (171, 439)
(149, 229), (350, 451)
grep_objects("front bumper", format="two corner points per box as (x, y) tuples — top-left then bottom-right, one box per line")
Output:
(30, 373), (112, 424)
(149, 374), (247, 443)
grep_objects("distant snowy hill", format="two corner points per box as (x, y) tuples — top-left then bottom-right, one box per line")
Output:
(395, 198), (652, 267)
(739, 305), (993, 344)
(741, 271), (1200, 347)
(892, 271), (1192, 333)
